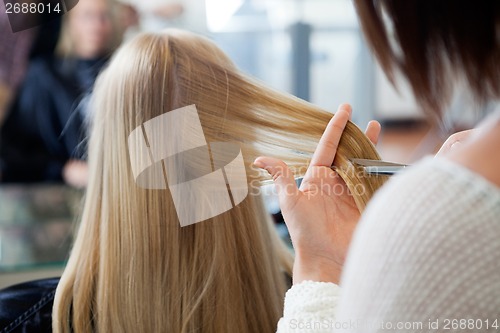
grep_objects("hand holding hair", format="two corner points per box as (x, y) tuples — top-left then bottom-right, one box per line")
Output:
(254, 104), (381, 285)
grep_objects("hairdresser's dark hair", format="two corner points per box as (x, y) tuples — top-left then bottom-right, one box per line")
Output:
(353, 0), (500, 117)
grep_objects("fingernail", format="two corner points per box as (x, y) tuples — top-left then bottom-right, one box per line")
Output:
(253, 159), (265, 169)
(450, 141), (462, 150)
(341, 104), (352, 115)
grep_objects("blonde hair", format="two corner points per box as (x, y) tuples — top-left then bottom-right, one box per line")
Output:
(53, 29), (387, 332)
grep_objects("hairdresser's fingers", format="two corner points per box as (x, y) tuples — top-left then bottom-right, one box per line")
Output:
(253, 157), (300, 199)
(310, 104), (352, 167)
(365, 120), (382, 145)
(436, 129), (474, 157)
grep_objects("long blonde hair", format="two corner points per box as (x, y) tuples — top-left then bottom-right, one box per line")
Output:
(53, 29), (387, 332)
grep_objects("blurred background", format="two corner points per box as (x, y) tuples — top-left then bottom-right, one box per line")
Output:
(0, 0), (488, 288)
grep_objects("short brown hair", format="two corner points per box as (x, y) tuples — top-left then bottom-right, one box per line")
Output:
(353, 0), (500, 117)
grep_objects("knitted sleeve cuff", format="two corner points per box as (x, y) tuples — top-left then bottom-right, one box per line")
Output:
(277, 281), (341, 332)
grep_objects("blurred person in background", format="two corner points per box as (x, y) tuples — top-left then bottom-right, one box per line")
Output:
(0, 1), (37, 126)
(0, 0), (127, 187)
(0, 0), (63, 126)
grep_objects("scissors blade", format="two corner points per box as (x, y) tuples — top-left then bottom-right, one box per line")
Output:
(258, 158), (408, 186)
(350, 158), (408, 175)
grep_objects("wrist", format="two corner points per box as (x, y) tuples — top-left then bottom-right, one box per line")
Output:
(293, 252), (342, 285)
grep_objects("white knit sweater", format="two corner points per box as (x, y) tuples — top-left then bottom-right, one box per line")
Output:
(277, 157), (500, 332)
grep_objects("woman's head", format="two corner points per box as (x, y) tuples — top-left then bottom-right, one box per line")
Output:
(353, 0), (500, 118)
(57, 0), (123, 59)
(54, 30), (387, 332)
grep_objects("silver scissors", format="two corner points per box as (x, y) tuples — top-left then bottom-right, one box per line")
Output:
(350, 158), (408, 175)
(258, 158), (408, 186)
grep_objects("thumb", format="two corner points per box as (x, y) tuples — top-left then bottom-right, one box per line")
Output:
(253, 156), (300, 200)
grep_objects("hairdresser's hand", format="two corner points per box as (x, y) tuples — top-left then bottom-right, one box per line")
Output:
(254, 104), (381, 285)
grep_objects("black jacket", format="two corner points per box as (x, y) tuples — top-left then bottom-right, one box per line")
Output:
(0, 56), (107, 182)
(0, 278), (58, 333)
